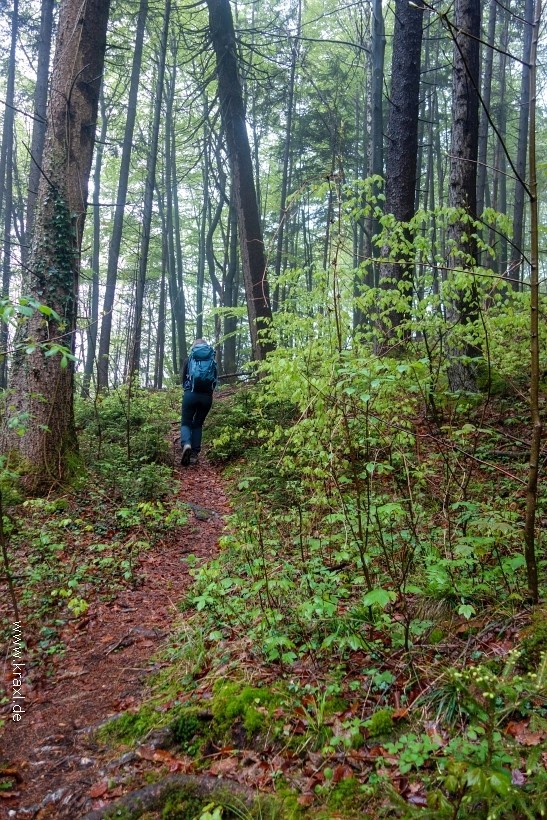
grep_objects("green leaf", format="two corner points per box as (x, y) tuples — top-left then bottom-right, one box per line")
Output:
(17, 305), (34, 317)
(458, 603), (476, 620)
(361, 588), (396, 609)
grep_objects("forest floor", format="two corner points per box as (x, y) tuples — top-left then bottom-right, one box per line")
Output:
(0, 433), (230, 819)
(1, 390), (546, 820)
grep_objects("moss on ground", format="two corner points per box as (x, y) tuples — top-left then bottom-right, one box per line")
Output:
(211, 680), (279, 740)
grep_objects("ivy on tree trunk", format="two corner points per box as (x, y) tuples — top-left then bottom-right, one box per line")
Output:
(2, 0), (110, 491)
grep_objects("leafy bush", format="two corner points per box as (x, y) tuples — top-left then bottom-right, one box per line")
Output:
(76, 386), (179, 502)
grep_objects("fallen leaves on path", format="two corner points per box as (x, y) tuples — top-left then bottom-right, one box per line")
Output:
(0, 454), (228, 818)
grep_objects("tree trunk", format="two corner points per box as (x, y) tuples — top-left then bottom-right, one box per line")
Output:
(489, 8), (509, 275)
(97, 0), (148, 391)
(81, 91), (108, 398)
(364, 0), (385, 291)
(476, 0), (496, 229)
(206, 0), (274, 361)
(2, 0), (110, 491)
(24, 0), (55, 264)
(447, 0), (481, 392)
(274, 0), (301, 304)
(223, 199), (239, 376)
(0, 0), (19, 390)
(197, 106), (209, 341)
(171, 125), (188, 375)
(128, 0), (170, 379)
(523, 0), (541, 604)
(379, 0), (423, 344)
(508, 0), (534, 291)
(154, 215), (167, 389)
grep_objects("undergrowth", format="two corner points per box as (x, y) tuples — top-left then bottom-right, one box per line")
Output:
(186, 344), (546, 818)
(0, 386), (187, 670)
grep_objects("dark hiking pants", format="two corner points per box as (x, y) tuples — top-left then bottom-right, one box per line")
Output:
(180, 390), (213, 453)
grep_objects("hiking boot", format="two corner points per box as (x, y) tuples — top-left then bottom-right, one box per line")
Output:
(189, 452), (199, 465)
(181, 444), (192, 466)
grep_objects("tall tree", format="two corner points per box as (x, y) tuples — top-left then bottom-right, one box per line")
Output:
(447, 0), (481, 391)
(81, 91), (108, 398)
(0, 0), (20, 389)
(273, 1), (301, 298)
(97, 0), (148, 391)
(2, 0), (111, 490)
(366, 0), (385, 282)
(206, 0), (274, 361)
(127, 0), (171, 378)
(379, 0), (423, 343)
(476, 0), (496, 225)
(24, 0), (55, 263)
(508, 0), (534, 290)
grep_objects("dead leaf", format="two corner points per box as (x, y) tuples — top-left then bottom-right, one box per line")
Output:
(209, 757), (239, 776)
(512, 769), (526, 786)
(332, 764), (353, 783)
(408, 794), (428, 806)
(88, 781), (108, 798)
(297, 793), (315, 807)
(506, 721), (544, 746)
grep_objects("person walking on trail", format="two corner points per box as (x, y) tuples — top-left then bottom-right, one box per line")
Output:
(180, 339), (218, 466)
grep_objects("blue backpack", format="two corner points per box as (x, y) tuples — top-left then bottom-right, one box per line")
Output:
(188, 343), (217, 393)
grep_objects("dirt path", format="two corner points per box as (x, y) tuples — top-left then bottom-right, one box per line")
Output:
(0, 456), (228, 819)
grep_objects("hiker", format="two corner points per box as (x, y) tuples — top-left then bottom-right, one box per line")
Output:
(180, 339), (218, 466)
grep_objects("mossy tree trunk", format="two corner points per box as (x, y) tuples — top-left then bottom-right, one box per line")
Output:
(2, 0), (110, 491)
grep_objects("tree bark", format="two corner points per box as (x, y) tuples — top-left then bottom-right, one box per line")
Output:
(24, 0), (55, 264)
(0, 0), (19, 389)
(508, 0), (534, 290)
(273, 0), (301, 305)
(364, 0), (385, 292)
(223, 198), (239, 376)
(379, 0), (423, 344)
(96, 0), (148, 391)
(489, 8), (509, 275)
(446, 0), (481, 392)
(206, 0), (274, 361)
(476, 0), (496, 228)
(128, 0), (170, 379)
(2, 0), (110, 490)
(81, 91), (108, 398)
(523, 0), (541, 604)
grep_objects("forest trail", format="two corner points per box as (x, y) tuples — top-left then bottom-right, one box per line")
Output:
(1, 441), (229, 819)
